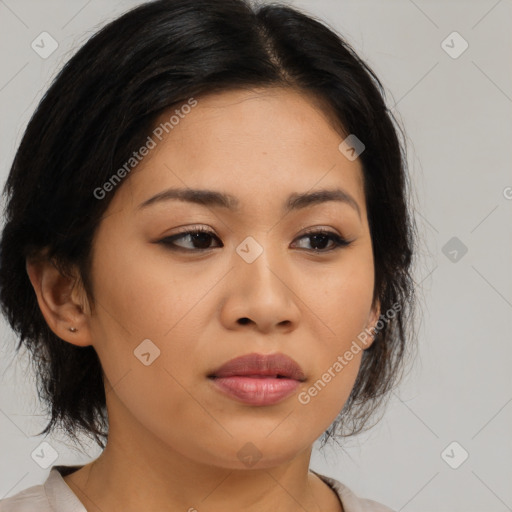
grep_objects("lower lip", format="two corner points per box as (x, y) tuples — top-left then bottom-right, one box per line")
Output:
(209, 376), (301, 406)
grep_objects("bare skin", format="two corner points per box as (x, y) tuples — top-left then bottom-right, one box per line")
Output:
(26, 87), (380, 512)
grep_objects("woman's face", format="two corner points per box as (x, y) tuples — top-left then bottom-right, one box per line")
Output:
(85, 87), (379, 468)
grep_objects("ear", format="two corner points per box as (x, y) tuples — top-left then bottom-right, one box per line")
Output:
(25, 253), (93, 347)
(364, 298), (381, 350)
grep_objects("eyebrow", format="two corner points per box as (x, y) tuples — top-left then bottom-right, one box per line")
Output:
(137, 187), (361, 219)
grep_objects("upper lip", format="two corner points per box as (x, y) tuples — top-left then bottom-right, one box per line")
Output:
(208, 352), (306, 381)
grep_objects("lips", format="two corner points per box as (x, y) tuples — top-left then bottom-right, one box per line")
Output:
(208, 352), (306, 381)
(208, 353), (306, 406)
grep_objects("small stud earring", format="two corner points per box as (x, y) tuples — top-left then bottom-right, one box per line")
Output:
(69, 327), (78, 332)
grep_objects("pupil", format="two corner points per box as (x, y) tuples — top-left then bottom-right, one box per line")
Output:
(311, 234), (328, 250)
(193, 232), (211, 249)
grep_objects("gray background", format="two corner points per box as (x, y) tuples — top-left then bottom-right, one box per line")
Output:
(1, 0), (511, 510)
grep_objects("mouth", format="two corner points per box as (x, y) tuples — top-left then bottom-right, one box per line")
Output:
(207, 352), (306, 406)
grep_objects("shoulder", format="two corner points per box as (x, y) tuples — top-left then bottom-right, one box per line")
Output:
(311, 470), (396, 512)
(0, 481), (50, 512)
(0, 466), (86, 512)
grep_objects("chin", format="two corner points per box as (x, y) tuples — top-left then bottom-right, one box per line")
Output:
(192, 434), (312, 470)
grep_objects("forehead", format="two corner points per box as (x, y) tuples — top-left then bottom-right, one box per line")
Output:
(111, 87), (366, 215)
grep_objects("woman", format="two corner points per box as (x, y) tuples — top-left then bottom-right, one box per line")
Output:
(0, 0), (416, 510)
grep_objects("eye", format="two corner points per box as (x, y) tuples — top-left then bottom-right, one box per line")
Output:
(158, 227), (222, 251)
(291, 229), (352, 252)
(157, 227), (352, 253)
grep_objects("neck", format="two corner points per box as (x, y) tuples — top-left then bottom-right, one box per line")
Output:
(63, 432), (342, 512)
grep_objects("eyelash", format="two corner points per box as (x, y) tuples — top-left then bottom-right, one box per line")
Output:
(157, 226), (352, 253)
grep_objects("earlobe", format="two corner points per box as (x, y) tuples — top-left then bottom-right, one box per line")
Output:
(25, 255), (93, 347)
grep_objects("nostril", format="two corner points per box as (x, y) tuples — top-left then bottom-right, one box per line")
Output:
(238, 317), (251, 325)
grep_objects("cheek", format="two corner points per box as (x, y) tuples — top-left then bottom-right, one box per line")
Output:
(90, 224), (206, 341)
(88, 228), (218, 407)
(297, 254), (374, 415)
(308, 254), (375, 344)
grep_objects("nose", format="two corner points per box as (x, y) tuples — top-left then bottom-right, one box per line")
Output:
(219, 240), (301, 334)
